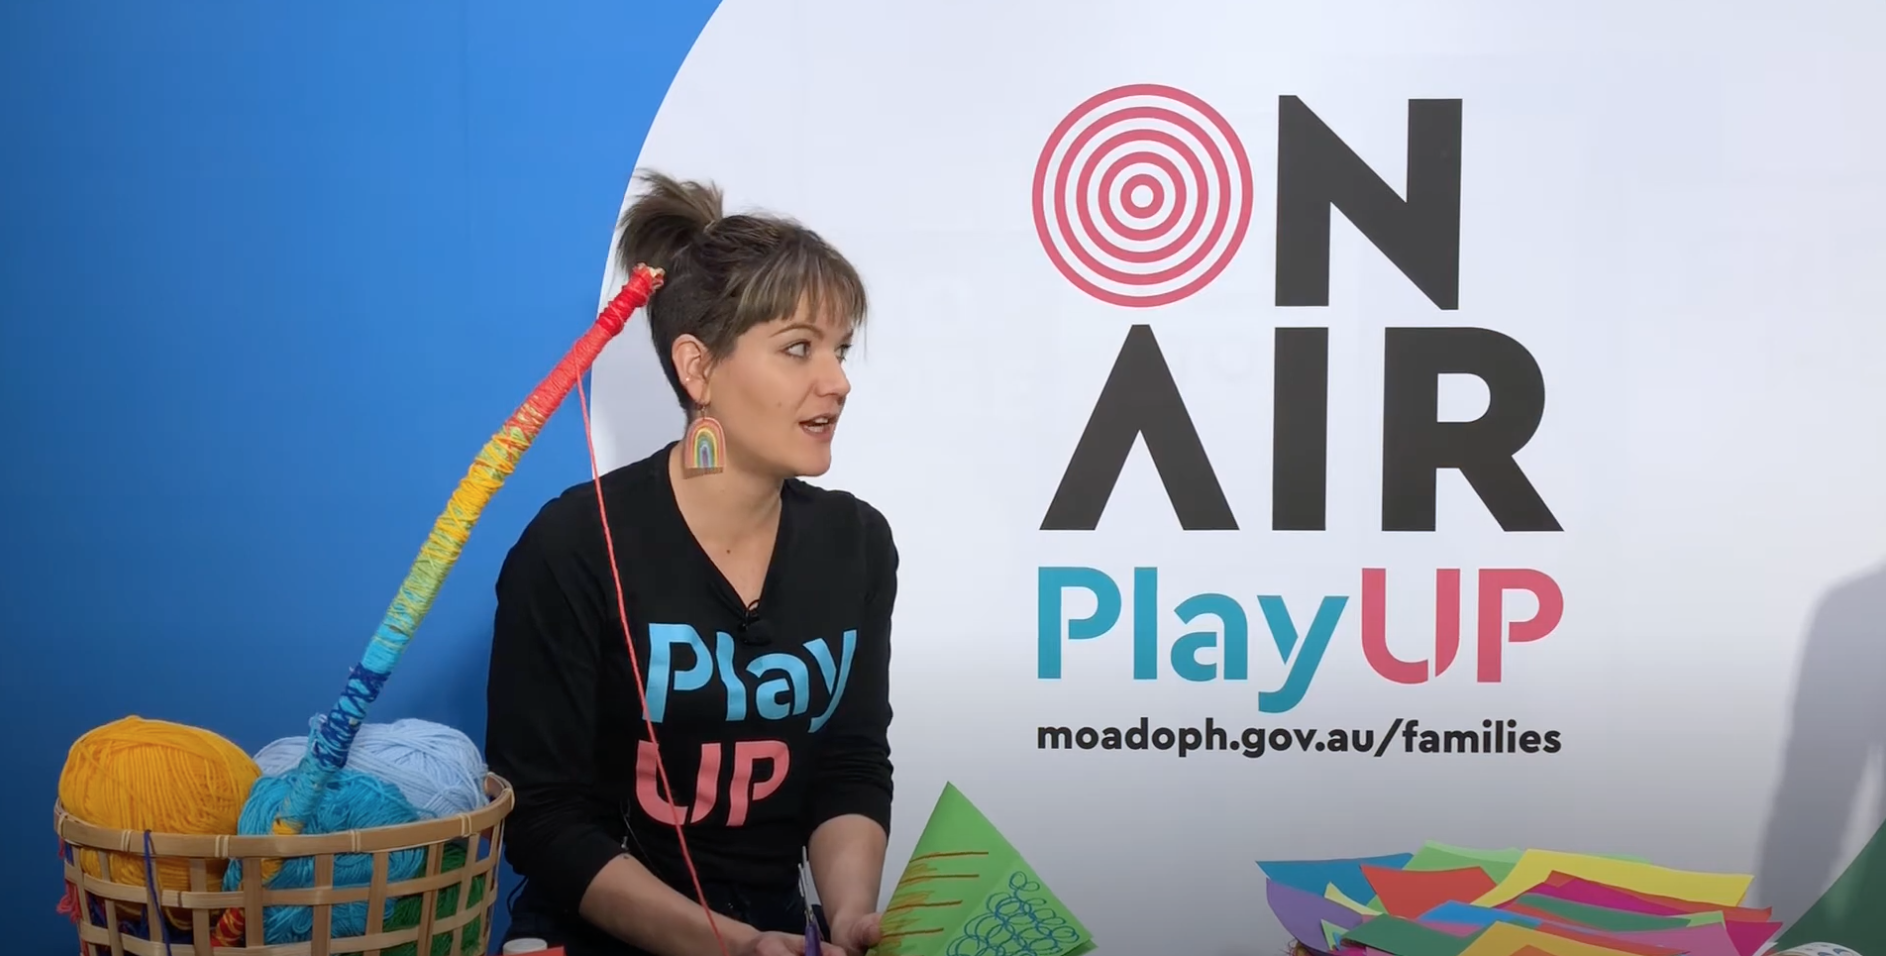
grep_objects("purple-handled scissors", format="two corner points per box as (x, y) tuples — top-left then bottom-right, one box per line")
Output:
(799, 857), (825, 955)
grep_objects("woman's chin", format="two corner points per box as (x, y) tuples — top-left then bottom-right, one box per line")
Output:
(791, 448), (835, 479)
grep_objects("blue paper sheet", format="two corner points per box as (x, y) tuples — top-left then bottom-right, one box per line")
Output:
(1258, 853), (1415, 908)
(1417, 901), (1541, 930)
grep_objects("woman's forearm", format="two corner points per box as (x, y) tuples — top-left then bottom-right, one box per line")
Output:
(808, 814), (890, 923)
(578, 854), (760, 956)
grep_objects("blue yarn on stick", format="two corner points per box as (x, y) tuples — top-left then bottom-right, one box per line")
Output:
(222, 769), (428, 945)
(254, 716), (488, 819)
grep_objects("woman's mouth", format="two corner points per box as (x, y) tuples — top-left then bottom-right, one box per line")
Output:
(801, 414), (837, 440)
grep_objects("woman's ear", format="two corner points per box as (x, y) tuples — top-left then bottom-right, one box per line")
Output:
(671, 333), (713, 406)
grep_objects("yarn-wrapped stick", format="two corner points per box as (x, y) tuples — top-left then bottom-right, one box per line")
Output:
(210, 264), (662, 947)
(286, 263), (663, 823)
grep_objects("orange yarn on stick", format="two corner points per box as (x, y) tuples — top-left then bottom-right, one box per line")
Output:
(59, 716), (261, 908)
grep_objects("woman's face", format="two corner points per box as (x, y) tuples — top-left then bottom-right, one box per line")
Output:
(700, 308), (853, 480)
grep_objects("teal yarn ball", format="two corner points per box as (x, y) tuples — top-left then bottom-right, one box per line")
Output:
(254, 717), (488, 820)
(222, 769), (427, 945)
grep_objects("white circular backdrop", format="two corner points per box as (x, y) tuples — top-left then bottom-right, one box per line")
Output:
(594, 2), (1886, 950)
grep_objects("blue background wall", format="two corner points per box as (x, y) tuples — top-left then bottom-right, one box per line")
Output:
(0, 3), (717, 946)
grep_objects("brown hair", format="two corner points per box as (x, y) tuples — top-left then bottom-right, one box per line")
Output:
(614, 170), (868, 409)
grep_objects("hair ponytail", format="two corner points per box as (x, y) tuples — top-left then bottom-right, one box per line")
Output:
(615, 170), (724, 276)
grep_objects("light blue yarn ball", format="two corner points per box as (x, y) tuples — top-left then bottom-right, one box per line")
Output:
(222, 769), (428, 945)
(254, 716), (488, 819)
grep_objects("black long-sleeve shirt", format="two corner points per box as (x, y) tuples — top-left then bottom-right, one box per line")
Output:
(485, 441), (896, 927)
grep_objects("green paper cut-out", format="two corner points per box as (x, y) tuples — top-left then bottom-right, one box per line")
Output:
(868, 783), (1094, 956)
(1777, 814), (1885, 954)
(1322, 919), (1349, 951)
(1339, 915), (1483, 956)
(1403, 842), (1653, 886)
(1404, 843), (1526, 884)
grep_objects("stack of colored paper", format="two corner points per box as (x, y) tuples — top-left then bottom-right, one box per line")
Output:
(1258, 843), (1784, 956)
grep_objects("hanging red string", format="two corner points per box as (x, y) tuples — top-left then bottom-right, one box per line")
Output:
(575, 373), (731, 956)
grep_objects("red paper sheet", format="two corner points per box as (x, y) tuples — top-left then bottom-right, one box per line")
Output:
(1362, 864), (1498, 918)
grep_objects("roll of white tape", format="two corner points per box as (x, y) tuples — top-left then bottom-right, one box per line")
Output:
(501, 939), (550, 954)
(1775, 943), (1861, 956)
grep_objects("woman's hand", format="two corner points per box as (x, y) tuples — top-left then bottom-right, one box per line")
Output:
(806, 815), (890, 956)
(734, 930), (846, 956)
(828, 911), (883, 956)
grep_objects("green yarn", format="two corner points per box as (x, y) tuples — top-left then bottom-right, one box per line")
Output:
(337, 838), (488, 956)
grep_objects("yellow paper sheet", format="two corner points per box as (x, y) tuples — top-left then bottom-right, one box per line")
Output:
(1324, 883), (1382, 915)
(1472, 850), (1752, 908)
(1456, 921), (1643, 956)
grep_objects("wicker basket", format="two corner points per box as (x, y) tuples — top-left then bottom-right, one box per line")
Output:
(54, 773), (514, 956)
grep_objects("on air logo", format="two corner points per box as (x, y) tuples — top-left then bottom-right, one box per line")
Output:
(1032, 84), (1256, 308)
(1030, 83), (1564, 713)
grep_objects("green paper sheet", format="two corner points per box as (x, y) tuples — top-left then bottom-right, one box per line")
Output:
(1339, 915), (1484, 956)
(1777, 813), (1886, 954)
(1323, 919), (1349, 951)
(868, 783), (1094, 956)
(1406, 843), (1526, 884)
(1405, 843), (1655, 886)
(1510, 893), (1696, 932)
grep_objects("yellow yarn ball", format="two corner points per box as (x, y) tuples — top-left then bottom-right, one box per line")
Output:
(59, 716), (261, 901)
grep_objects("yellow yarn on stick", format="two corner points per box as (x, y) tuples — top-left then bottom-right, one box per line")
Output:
(59, 716), (260, 905)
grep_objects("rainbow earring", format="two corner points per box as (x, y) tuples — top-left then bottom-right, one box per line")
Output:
(682, 410), (725, 477)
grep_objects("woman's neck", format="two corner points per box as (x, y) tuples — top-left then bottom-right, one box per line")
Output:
(666, 440), (783, 550)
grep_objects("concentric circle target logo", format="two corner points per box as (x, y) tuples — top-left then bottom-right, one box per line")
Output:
(1032, 84), (1254, 308)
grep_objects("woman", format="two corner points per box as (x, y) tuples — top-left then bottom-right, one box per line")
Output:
(486, 171), (896, 956)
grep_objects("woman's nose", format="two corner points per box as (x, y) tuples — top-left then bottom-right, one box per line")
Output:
(820, 357), (851, 398)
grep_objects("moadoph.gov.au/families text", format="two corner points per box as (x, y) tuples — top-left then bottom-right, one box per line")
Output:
(1035, 717), (1563, 758)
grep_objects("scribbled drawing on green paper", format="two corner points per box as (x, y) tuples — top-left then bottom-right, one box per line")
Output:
(875, 848), (990, 956)
(868, 784), (1093, 956)
(947, 870), (1086, 956)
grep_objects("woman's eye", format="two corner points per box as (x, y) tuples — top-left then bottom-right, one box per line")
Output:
(785, 341), (810, 358)
(836, 343), (852, 362)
